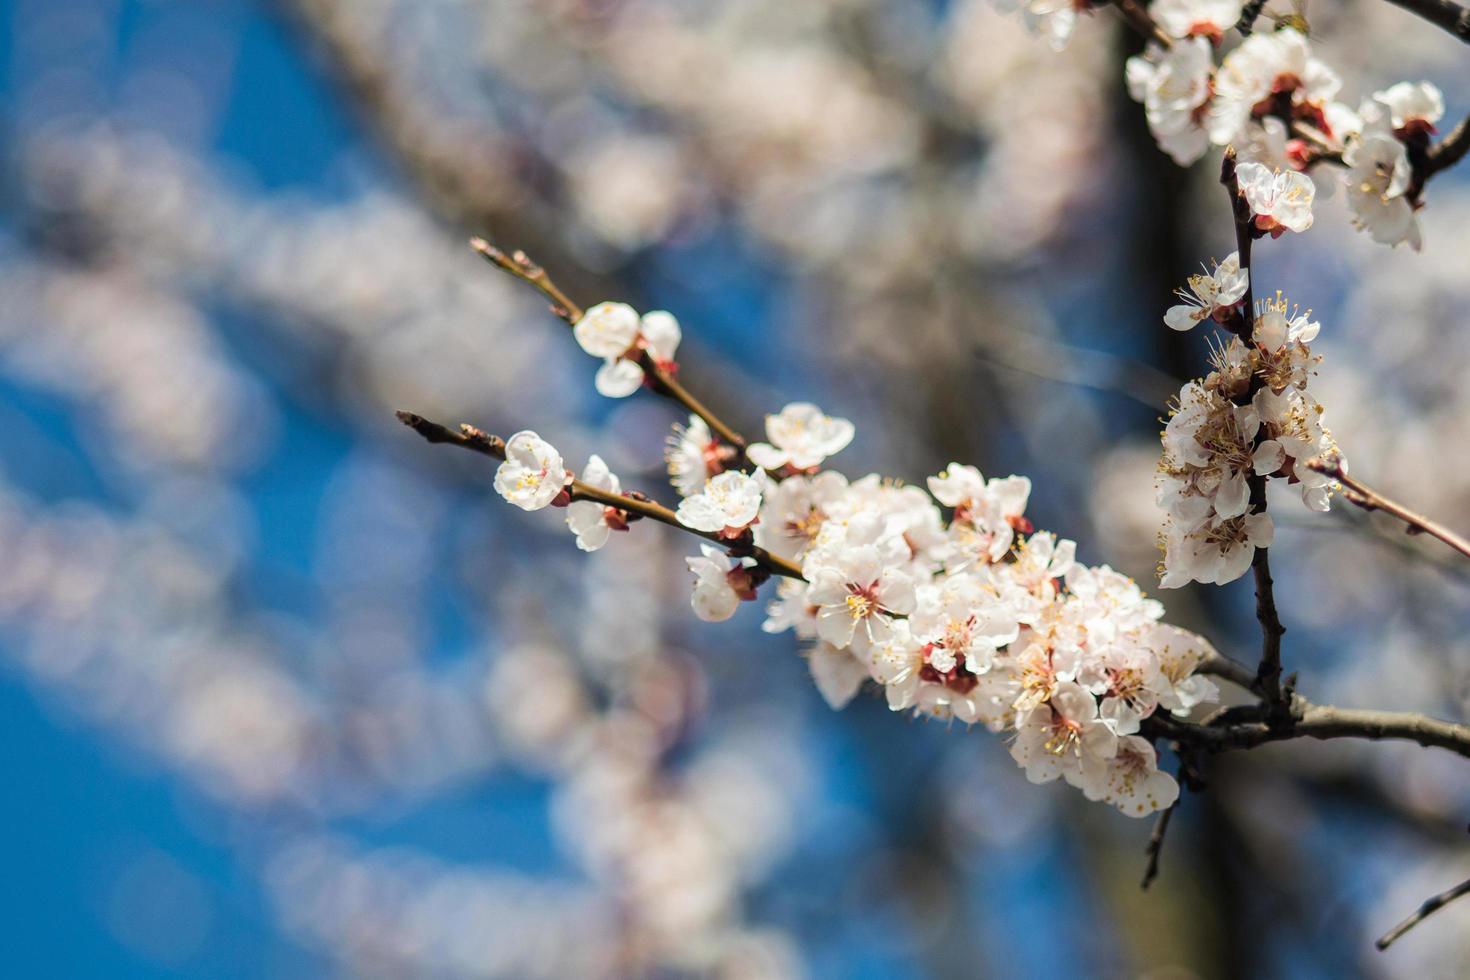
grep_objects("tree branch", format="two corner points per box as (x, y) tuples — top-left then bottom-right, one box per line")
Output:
(1305, 457), (1470, 562)
(1378, 0), (1470, 45)
(1425, 112), (1470, 180)
(1376, 870), (1470, 950)
(395, 411), (802, 579)
(1140, 795), (1179, 889)
(1152, 699), (1470, 759)
(1109, 0), (1174, 47)
(470, 238), (749, 451)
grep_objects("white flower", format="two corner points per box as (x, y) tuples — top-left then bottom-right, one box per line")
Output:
(1236, 162), (1315, 237)
(806, 545), (916, 650)
(1126, 38), (1214, 165)
(1159, 510), (1274, 587)
(1150, 0), (1244, 38)
(1010, 682), (1117, 791)
(808, 642), (870, 710)
(1142, 623), (1221, 713)
(1164, 251), (1249, 331)
(1077, 644), (1162, 735)
(685, 545), (760, 622)
(1343, 101), (1422, 250)
(747, 402), (855, 472)
(928, 464), (1032, 567)
(565, 455), (625, 552)
(1093, 736), (1179, 816)
(573, 301), (641, 358)
(1372, 81), (1444, 135)
(675, 470), (764, 536)
(909, 576), (1020, 675)
(763, 578), (819, 639)
(754, 471), (849, 562)
(665, 415), (724, 497)
(593, 310), (683, 398)
(493, 431), (569, 511)
(1209, 28), (1340, 147)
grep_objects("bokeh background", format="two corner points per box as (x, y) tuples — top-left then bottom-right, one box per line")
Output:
(3, 0), (1470, 976)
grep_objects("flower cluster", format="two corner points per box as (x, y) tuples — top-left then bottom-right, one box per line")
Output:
(1157, 290), (1337, 587)
(574, 301), (683, 397)
(470, 282), (1228, 822)
(1112, 8), (1453, 250)
(483, 316), (1224, 816)
(492, 431), (637, 554)
(752, 460), (1218, 815)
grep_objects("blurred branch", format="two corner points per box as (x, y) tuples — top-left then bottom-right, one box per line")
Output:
(1110, 0), (1174, 47)
(1306, 457), (1470, 562)
(1379, 0), (1470, 44)
(395, 411), (801, 579)
(1140, 794), (1179, 889)
(1376, 867), (1470, 950)
(973, 330), (1183, 410)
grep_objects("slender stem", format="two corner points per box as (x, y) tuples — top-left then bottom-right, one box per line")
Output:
(1152, 700), (1470, 759)
(395, 411), (800, 579)
(1198, 650), (1261, 693)
(1425, 113), (1470, 180)
(1376, 873), (1470, 950)
(1305, 457), (1470, 561)
(469, 238), (748, 450)
(470, 237), (583, 324)
(1110, 0), (1174, 47)
(1378, 0), (1470, 45)
(1140, 796), (1178, 890)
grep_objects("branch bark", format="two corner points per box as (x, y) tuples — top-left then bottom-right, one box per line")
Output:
(469, 239), (749, 452)
(1376, 872), (1470, 949)
(395, 411), (802, 579)
(1306, 457), (1470, 561)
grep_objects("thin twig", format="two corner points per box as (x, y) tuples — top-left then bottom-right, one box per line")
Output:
(1150, 699), (1470, 759)
(1425, 113), (1470, 180)
(469, 238), (748, 450)
(1198, 650), (1261, 693)
(1305, 457), (1470, 562)
(470, 237), (583, 323)
(1140, 796), (1179, 889)
(1376, 872), (1470, 950)
(1110, 0), (1175, 47)
(395, 411), (802, 579)
(1378, 0), (1470, 45)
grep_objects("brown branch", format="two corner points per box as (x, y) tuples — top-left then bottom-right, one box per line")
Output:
(395, 411), (801, 579)
(1425, 113), (1470, 180)
(1140, 796), (1179, 889)
(1305, 457), (1470, 562)
(1198, 650), (1262, 693)
(469, 238), (748, 451)
(1152, 699), (1470, 759)
(1109, 0), (1174, 47)
(1376, 871), (1470, 950)
(1378, 0), (1470, 45)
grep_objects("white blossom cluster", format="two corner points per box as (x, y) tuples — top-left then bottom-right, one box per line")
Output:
(491, 300), (1224, 816)
(1157, 267), (1338, 587)
(748, 457), (1219, 816)
(1065, 1), (1453, 250)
